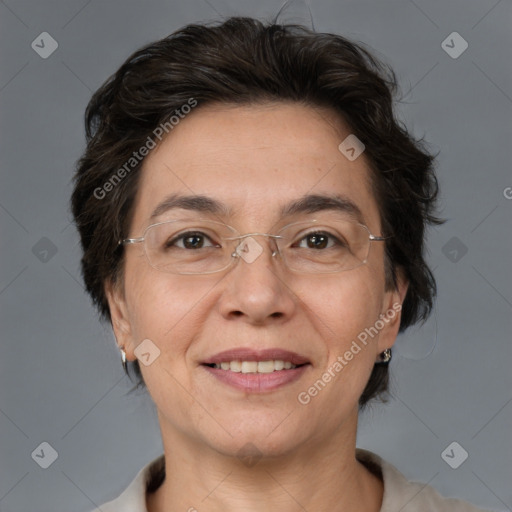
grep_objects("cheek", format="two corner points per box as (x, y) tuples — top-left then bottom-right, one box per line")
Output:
(298, 268), (383, 340)
(296, 269), (384, 388)
(124, 259), (215, 355)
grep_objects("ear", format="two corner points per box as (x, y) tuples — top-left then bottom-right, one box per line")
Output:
(376, 268), (409, 356)
(104, 278), (136, 361)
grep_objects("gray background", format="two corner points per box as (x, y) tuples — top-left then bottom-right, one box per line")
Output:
(1, 0), (511, 510)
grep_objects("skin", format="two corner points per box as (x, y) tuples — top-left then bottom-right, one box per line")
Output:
(106, 102), (408, 512)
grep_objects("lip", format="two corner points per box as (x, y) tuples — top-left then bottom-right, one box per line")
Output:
(202, 364), (310, 392)
(200, 348), (311, 393)
(201, 348), (310, 366)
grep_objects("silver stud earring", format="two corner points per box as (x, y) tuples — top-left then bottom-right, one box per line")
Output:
(120, 347), (128, 372)
(376, 348), (392, 365)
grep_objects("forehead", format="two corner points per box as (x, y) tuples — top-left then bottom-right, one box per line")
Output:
(132, 102), (380, 230)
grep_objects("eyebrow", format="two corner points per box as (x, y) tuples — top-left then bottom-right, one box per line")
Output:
(150, 193), (365, 224)
(280, 193), (365, 224)
(150, 193), (232, 219)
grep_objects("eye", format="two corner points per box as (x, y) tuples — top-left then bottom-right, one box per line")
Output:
(295, 231), (345, 250)
(166, 231), (218, 250)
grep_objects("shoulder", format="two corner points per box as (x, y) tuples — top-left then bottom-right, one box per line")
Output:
(90, 455), (164, 512)
(356, 448), (491, 512)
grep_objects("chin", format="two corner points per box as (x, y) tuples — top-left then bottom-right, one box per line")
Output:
(202, 417), (311, 461)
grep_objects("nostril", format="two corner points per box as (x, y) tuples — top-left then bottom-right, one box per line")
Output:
(270, 312), (283, 318)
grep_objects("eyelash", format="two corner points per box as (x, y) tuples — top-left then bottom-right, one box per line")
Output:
(294, 230), (347, 249)
(166, 231), (218, 248)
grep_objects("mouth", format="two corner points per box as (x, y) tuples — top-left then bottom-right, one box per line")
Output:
(203, 360), (306, 372)
(201, 348), (311, 392)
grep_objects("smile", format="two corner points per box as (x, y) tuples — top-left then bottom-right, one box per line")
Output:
(206, 360), (299, 372)
(202, 362), (310, 392)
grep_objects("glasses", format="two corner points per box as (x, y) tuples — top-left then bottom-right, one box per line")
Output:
(119, 218), (388, 275)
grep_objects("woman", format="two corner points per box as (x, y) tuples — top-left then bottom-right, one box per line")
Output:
(71, 17), (488, 512)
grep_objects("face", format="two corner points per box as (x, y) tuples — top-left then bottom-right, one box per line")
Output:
(107, 103), (408, 458)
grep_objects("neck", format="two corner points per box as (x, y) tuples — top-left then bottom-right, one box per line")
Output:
(146, 410), (383, 512)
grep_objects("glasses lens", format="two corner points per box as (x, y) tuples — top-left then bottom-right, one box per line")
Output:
(144, 220), (236, 274)
(139, 219), (374, 275)
(276, 220), (371, 273)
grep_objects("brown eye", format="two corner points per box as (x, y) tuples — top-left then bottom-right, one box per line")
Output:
(167, 231), (216, 250)
(297, 231), (340, 250)
(182, 234), (205, 249)
(305, 233), (329, 249)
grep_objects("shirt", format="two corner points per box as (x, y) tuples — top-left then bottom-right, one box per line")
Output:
(93, 448), (490, 511)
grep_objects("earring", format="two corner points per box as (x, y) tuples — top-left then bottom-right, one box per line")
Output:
(120, 347), (128, 372)
(376, 348), (392, 365)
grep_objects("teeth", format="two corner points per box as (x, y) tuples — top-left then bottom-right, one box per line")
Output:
(241, 361), (258, 373)
(257, 361), (275, 373)
(211, 360), (299, 372)
(230, 361), (241, 372)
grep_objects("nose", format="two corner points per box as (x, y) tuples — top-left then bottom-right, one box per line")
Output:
(217, 235), (297, 325)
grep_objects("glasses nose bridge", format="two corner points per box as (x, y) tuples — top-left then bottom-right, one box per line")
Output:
(227, 232), (283, 259)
